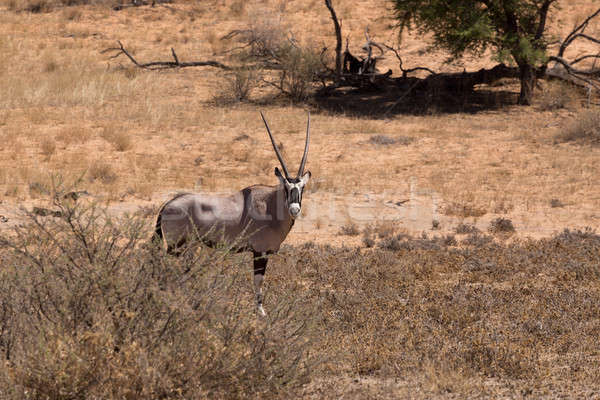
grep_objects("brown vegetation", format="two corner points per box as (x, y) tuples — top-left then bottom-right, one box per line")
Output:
(0, 1), (599, 397)
(0, 194), (599, 398)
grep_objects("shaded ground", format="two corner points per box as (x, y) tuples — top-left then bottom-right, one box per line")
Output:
(314, 77), (521, 117)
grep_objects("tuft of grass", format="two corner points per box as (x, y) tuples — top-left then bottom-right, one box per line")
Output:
(40, 137), (56, 158)
(339, 222), (360, 236)
(555, 109), (600, 145)
(367, 135), (415, 146)
(88, 160), (117, 184)
(100, 125), (132, 152)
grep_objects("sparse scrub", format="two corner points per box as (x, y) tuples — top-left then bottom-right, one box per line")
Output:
(56, 126), (92, 145)
(1, 190), (600, 397)
(88, 160), (117, 184)
(367, 135), (415, 146)
(488, 217), (516, 234)
(362, 235), (375, 248)
(555, 109), (600, 145)
(229, 11), (323, 101)
(339, 222), (360, 236)
(6, 0), (116, 12)
(536, 81), (577, 111)
(276, 45), (322, 101)
(100, 125), (132, 152)
(213, 67), (260, 104)
(443, 201), (487, 218)
(462, 231), (494, 246)
(455, 222), (480, 234)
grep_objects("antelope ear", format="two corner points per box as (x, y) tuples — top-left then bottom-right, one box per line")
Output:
(300, 171), (311, 185)
(274, 167), (286, 183)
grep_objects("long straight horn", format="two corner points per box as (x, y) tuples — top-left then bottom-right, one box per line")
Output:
(260, 111), (291, 179)
(298, 112), (310, 177)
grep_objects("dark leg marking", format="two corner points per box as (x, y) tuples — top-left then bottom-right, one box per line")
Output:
(253, 250), (272, 315)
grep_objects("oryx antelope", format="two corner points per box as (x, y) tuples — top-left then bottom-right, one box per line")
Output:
(153, 112), (311, 316)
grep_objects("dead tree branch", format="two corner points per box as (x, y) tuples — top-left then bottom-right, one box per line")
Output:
(545, 7), (600, 91)
(101, 41), (231, 70)
(382, 43), (436, 77)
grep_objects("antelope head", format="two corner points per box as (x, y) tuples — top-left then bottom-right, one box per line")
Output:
(260, 112), (311, 219)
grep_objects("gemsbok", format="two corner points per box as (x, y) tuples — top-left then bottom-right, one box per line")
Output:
(153, 112), (311, 316)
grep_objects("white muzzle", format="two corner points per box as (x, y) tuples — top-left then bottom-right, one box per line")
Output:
(289, 203), (301, 217)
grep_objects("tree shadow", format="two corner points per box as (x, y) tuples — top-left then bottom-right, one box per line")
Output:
(312, 81), (520, 118)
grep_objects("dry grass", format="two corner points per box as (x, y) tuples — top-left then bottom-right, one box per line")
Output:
(536, 80), (578, 111)
(1, 3), (600, 394)
(88, 159), (117, 184)
(555, 108), (600, 145)
(1, 193), (599, 398)
(100, 124), (132, 152)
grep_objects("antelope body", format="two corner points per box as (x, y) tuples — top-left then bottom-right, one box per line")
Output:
(154, 113), (311, 316)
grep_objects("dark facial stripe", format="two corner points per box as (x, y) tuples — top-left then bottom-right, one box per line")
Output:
(290, 187), (300, 204)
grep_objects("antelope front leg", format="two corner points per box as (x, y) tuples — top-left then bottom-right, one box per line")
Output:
(253, 251), (270, 317)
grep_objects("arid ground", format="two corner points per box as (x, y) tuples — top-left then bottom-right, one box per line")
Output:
(0, 0), (599, 398)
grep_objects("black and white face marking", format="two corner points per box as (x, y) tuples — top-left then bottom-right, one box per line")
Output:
(275, 167), (311, 218)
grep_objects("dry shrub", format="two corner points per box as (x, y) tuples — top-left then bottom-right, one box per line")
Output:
(243, 8), (288, 59)
(455, 222), (480, 234)
(88, 160), (117, 184)
(213, 67), (260, 104)
(555, 109), (600, 145)
(367, 135), (415, 146)
(269, 232), (600, 395)
(100, 125), (132, 152)
(537, 81), (577, 111)
(232, 10), (323, 101)
(442, 201), (487, 218)
(0, 189), (600, 397)
(0, 190), (316, 399)
(339, 222), (360, 236)
(56, 126), (92, 145)
(276, 44), (322, 101)
(488, 217), (516, 234)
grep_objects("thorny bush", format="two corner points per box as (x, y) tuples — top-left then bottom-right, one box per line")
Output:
(0, 190), (316, 399)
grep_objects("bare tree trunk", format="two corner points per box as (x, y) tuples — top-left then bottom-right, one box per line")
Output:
(518, 63), (536, 105)
(324, 0), (342, 82)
